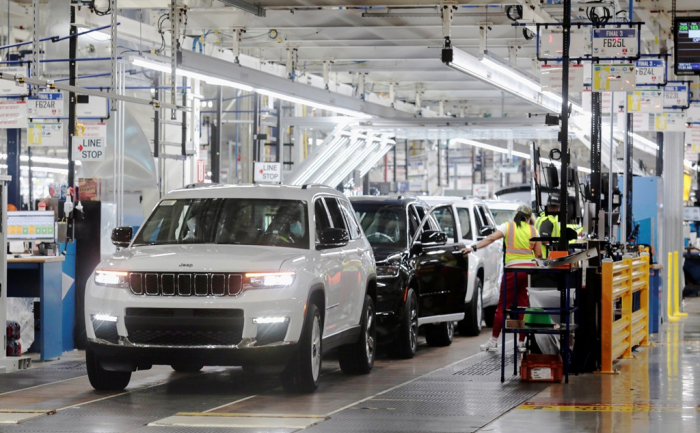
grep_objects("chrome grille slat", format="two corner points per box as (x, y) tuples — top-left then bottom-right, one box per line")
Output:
(161, 274), (175, 296)
(194, 274), (209, 296)
(178, 274), (192, 296)
(145, 273), (159, 296)
(128, 272), (244, 297)
(211, 274), (226, 296)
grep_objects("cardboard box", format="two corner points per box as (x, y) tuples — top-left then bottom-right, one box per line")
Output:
(506, 319), (525, 329)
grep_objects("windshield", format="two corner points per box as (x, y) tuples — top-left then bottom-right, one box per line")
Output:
(133, 198), (309, 249)
(490, 209), (516, 226)
(353, 203), (406, 248)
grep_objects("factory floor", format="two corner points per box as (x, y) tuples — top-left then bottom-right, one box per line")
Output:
(1, 300), (699, 433)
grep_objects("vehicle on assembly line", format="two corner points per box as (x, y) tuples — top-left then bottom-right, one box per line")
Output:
(349, 196), (469, 359)
(85, 184), (377, 393)
(422, 196), (504, 332)
(484, 200), (527, 226)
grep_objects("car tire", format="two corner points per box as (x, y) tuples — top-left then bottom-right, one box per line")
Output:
(484, 306), (497, 328)
(281, 303), (322, 393)
(171, 363), (203, 373)
(425, 320), (454, 347)
(86, 345), (131, 391)
(339, 295), (376, 375)
(388, 289), (419, 359)
(458, 276), (483, 336)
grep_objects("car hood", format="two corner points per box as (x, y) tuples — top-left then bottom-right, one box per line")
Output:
(370, 246), (407, 263)
(98, 244), (306, 273)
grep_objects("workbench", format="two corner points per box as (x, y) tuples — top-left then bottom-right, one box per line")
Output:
(500, 265), (581, 383)
(7, 255), (65, 361)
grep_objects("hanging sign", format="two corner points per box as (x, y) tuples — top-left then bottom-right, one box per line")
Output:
(77, 95), (108, 118)
(654, 113), (686, 131)
(254, 162), (282, 184)
(0, 65), (28, 96)
(72, 136), (106, 161)
(473, 183), (489, 198)
(628, 90), (663, 113)
(0, 101), (28, 129)
(539, 27), (591, 59)
(593, 64), (636, 92)
(631, 113), (651, 131)
(592, 28), (638, 58)
(27, 122), (64, 147)
(663, 85), (689, 108)
(82, 122), (107, 139)
(635, 60), (665, 86)
(687, 105), (700, 123)
(540, 64), (585, 93)
(27, 92), (64, 118)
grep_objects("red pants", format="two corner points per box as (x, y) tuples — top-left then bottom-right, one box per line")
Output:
(492, 272), (529, 340)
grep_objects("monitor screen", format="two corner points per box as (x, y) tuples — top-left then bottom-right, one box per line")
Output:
(7, 211), (55, 241)
(675, 18), (700, 75)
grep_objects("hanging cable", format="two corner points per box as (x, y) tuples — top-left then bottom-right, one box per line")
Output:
(586, 6), (611, 25)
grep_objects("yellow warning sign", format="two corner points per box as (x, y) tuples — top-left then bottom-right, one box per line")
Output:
(517, 403), (700, 413)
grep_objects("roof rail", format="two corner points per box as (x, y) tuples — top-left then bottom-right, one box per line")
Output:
(184, 183), (220, 189)
(301, 184), (333, 190)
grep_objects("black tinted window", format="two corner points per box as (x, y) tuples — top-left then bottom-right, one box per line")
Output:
(457, 208), (472, 241)
(315, 199), (332, 239)
(354, 203), (406, 247)
(325, 197), (347, 230)
(339, 200), (362, 239)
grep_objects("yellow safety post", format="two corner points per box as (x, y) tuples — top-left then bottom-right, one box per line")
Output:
(672, 251), (688, 318)
(630, 254), (651, 348)
(668, 252), (679, 323)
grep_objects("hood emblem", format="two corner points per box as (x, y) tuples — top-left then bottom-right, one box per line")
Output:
(179, 263), (194, 268)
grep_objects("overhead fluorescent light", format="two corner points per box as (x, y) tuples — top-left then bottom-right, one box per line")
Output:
(132, 57), (254, 92)
(450, 138), (591, 173)
(134, 57), (372, 118)
(358, 141), (394, 177)
(219, 0), (266, 17)
(480, 57), (542, 92)
(19, 166), (69, 175)
(255, 88), (372, 119)
(78, 27), (111, 41)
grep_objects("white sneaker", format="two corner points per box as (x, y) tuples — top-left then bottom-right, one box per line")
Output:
(518, 341), (526, 353)
(480, 338), (498, 352)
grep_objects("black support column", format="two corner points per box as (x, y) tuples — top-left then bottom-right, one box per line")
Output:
(590, 91), (602, 236)
(557, 0), (571, 251)
(67, 0), (78, 241)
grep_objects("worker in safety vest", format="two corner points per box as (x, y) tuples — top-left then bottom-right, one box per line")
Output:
(536, 194), (584, 256)
(461, 204), (542, 352)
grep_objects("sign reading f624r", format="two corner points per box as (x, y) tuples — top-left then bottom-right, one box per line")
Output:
(254, 162), (281, 184)
(72, 136), (106, 161)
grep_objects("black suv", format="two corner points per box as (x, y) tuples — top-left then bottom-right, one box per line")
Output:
(350, 196), (468, 359)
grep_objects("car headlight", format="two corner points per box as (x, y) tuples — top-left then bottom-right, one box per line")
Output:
(94, 270), (129, 288)
(244, 272), (296, 289)
(377, 264), (400, 278)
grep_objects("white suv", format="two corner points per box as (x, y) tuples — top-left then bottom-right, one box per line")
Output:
(85, 184), (377, 393)
(422, 196), (504, 332)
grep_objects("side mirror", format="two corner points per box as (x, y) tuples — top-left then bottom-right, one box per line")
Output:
(317, 228), (349, 249)
(479, 226), (495, 237)
(420, 230), (448, 246)
(111, 226), (133, 248)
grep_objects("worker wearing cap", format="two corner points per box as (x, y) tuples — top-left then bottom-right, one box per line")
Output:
(461, 204), (542, 351)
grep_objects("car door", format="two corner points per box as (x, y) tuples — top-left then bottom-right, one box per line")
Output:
(412, 204), (468, 319)
(476, 204), (502, 297)
(332, 196), (368, 331)
(314, 197), (345, 336)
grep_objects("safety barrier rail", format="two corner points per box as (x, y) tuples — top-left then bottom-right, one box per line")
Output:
(599, 254), (650, 374)
(667, 251), (688, 322)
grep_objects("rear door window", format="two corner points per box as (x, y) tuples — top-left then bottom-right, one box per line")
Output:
(457, 208), (472, 241)
(432, 206), (458, 243)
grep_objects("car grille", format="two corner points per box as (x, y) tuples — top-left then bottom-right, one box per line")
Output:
(124, 308), (244, 347)
(128, 272), (243, 297)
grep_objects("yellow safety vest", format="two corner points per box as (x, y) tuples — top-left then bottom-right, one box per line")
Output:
(535, 213), (560, 257)
(504, 221), (537, 266)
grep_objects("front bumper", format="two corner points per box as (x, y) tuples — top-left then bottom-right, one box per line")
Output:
(88, 339), (299, 368)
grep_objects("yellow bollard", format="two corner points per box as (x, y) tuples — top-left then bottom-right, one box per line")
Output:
(668, 253), (679, 322)
(673, 251), (688, 318)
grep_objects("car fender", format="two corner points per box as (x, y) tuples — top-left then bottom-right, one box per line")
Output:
(465, 250), (483, 303)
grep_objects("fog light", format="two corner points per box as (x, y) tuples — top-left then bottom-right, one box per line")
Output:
(253, 316), (287, 324)
(93, 314), (118, 322)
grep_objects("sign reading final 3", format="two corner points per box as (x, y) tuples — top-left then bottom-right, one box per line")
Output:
(592, 28), (638, 58)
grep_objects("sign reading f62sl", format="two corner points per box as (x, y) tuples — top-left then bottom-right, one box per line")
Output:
(593, 29), (638, 58)
(254, 162), (281, 183)
(72, 136), (106, 161)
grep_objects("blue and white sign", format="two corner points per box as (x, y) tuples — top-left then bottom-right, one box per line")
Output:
(663, 85), (689, 108)
(592, 28), (638, 58)
(27, 92), (64, 118)
(635, 60), (665, 86)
